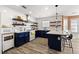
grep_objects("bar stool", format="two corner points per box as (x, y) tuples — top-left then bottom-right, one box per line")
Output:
(63, 34), (73, 53)
(66, 34), (73, 47)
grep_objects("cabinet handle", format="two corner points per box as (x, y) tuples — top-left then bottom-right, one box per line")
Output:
(58, 37), (60, 40)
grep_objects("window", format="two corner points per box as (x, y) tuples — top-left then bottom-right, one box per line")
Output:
(71, 20), (78, 32)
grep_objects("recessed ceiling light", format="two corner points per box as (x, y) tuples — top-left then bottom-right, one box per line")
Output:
(3, 10), (7, 13)
(16, 5), (20, 6)
(45, 7), (49, 10)
(29, 11), (32, 14)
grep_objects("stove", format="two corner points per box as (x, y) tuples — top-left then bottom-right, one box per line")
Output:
(1, 28), (14, 52)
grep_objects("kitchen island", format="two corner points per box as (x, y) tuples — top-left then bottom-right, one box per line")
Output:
(46, 31), (66, 51)
(35, 30), (50, 38)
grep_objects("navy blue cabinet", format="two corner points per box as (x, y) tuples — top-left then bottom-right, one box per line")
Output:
(14, 32), (29, 47)
(47, 34), (61, 51)
(35, 30), (49, 38)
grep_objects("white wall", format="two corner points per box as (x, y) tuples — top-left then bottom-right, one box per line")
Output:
(36, 16), (62, 31)
(0, 33), (1, 54)
(28, 15), (36, 22)
(0, 6), (26, 27)
(63, 18), (68, 32)
(0, 12), (2, 53)
(36, 16), (53, 30)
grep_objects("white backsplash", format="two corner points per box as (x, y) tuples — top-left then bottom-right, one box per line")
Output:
(14, 26), (31, 33)
(1, 28), (14, 34)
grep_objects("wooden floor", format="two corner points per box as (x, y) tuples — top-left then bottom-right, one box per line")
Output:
(3, 37), (79, 54)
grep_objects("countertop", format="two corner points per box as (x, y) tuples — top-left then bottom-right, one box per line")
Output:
(36, 30), (50, 31)
(47, 31), (66, 36)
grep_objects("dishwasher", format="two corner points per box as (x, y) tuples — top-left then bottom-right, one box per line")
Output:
(30, 30), (35, 41)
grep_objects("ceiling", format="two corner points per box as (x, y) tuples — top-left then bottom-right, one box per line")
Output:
(4, 5), (79, 18)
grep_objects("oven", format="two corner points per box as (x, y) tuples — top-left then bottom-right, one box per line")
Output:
(2, 33), (14, 52)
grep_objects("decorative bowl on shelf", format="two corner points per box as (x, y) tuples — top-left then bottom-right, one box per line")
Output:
(16, 16), (22, 19)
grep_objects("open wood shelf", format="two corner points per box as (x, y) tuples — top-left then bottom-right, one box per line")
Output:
(31, 25), (38, 26)
(34, 22), (38, 24)
(12, 18), (27, 22)
(12, 24), (26, 26)
(12, 18), (27, 27)
(50, 20), (62, 27)
(50, 25), (61, 26)
(50, 21), (61, 23)
(31, 22), (38, 30)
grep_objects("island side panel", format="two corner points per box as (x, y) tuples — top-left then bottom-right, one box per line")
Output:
(47, 34), (61, 51)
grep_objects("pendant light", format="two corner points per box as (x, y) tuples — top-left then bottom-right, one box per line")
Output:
(26, 14), (28, 22)
(55, 5), (59, 31)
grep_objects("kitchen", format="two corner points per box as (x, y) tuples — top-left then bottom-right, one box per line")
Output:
(0, 5), (79, 54)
